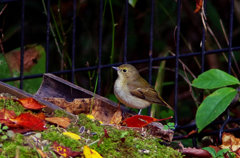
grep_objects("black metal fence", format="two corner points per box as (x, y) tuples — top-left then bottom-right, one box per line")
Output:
(0, 0), (239, 147)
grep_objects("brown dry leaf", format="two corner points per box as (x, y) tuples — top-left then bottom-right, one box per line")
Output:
(4, 45), (41, 72)
(220, 132), (240, 151)
(45, 117), (70, 128)
(110, 107), (122, 125)
(44, 97), (130, 124)
(44, 97), (92, 114)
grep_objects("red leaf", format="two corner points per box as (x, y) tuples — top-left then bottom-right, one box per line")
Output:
(18, 98), (46, 110)
(123, 115), (160, 128)
(0, 109), (16, 120)
(0, 109), (17, 127)
(10, 112), (47, 131)
(52, 142), (81, 157)
(194, 0), (203, 13)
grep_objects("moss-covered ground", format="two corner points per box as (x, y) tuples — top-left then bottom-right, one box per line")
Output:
(0, 97), (183, 158)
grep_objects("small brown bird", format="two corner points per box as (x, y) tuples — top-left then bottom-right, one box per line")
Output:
(113, 64), (173, 111)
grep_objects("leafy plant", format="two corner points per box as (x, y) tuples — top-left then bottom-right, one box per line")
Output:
(192, 69), (240, 132)
(202, 147), (236, 158)
(163, 122), (175, 130)
(0, 123), (14, 146)
(128, 0), (138, 8)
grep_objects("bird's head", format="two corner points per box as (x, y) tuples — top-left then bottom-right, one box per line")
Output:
(112, 64), (139, 81)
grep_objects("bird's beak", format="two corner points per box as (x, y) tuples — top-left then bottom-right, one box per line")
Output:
(112, 66), (119, 71)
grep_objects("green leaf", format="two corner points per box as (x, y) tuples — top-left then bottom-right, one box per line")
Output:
(128, 0), (137, 8)
(192, 69), (240, 89)
(216, 149), (229, 157)
(196, 87), (237, 132)
(163, 125), (169, 130)
(2, 126), (8, 130)
(1, 135), (8, 140)
(202, 147), (217, 158)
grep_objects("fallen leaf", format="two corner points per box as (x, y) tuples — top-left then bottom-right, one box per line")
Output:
(182, 147), (211, 157)
(63, 132), (81, 140)
(0, 109), (16, 120)
(83, 145), (102, 158)
(18, 98), (46, 110)
(52, 142), (81, 158)
(0, 109), (17, 127)
(44, 97), (92, 114)
(86, 114), (95, 120)
(45, 117), (70, 128)
(86, 114), (103, 124)
(110, 107), (122, 125)
(4, 44), (42, 72)
(194, 0), (203, 13)
(123, 115), (171, 128)
(220, 133), (240, 151)
(10, 112), (47, 131)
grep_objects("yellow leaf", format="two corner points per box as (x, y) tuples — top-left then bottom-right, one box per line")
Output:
(63, 132), (81, 140)
(86, 114), (95, 120)
(83, 145), (102, 158)
(86, 114), (103, 124)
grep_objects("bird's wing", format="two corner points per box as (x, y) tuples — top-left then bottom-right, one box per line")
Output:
(128, 78), (173, 110)
(130, 87), (161, 103)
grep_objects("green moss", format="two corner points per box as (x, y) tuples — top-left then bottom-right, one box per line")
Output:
(0, 99), (25, 115)
(53, 109), (70, 117)
(0, 134), (38, 158)
(42, 126), (83, 151)
(76, 113), (182, 158)
(0, 102), (182, 158)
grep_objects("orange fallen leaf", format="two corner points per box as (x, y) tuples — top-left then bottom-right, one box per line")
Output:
(18, 98), (46, 110)
(10, 112), (47, 131)
(194, 0), (203, 13)
(52, 142), (81, 157)
(0, 109), (16, 120)
(45, 117), (70, 128)
(0, 109), (17, 127)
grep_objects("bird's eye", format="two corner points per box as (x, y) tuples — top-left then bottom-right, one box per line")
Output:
(123, 69), (127, 72)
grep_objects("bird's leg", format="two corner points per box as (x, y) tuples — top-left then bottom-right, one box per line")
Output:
(138, 109), (142, 115)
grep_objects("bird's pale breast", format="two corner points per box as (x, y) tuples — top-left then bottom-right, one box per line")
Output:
(114, 78), (150, 109)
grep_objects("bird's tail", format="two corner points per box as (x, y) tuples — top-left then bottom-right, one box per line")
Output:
(158, 95), (173, 110)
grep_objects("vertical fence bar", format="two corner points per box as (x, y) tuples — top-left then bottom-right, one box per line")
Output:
(97, 0), (103, 94)
(71, 0), (76, 83)
(174, 0), (181, 128)
(147, 0), (154, 114)
(123, 0), (128, 63)
(227, 0), (234, 74)
(219, 0), (234, 143)
(148, 0), (154, 84)
(19, 0), (25, 89)
(45, 0), (50, 73)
